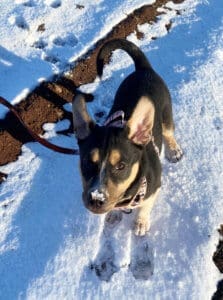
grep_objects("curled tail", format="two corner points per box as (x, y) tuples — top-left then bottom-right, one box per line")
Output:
(97, 39), (151, 77)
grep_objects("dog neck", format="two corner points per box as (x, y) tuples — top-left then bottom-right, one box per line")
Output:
(114, 176), (147, 212)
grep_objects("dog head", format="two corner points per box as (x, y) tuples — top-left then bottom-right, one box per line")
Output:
(72, 94), (154, 214)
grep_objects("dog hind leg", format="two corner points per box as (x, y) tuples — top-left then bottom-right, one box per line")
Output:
(162, 104), (183, 163)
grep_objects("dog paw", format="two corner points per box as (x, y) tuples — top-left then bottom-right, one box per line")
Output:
(165, 144), (183, 163)
(134, 219), (150, 236)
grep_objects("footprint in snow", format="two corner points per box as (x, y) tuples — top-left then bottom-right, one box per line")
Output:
(50, 33), (78, 47)
(213, 117), (223, 130)
(129, 234), (154, 280)
(8, 14), (29, 30)
(38, 33), (78, 67)
(15, 0), (35, 7)
(42, 52), (60, 65)
(90, 211), (123, 281)
(45, 0), (61, 8)
(31, 38), (47, 50)
(90, 240), (118, 282)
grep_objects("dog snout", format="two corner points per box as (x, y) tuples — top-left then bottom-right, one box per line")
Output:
(87, 188), (107, 211)
(91, 189), (106, 202)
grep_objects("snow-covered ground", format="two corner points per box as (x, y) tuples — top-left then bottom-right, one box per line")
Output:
(0, 0), (223, 299)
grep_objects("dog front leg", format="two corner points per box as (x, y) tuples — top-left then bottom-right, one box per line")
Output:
(134, 188), (160, 236)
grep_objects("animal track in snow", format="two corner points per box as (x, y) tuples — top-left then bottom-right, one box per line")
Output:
(50, 33), (78, 47)
(38, 33), (79, 68)
(42, 52), (60, 65)
(213, 117), (223, 130)
(31, 38), (47, 50)
(130, 234), (154, 280)
(15, 0), (35, 7)
(90, 211), (123, 281)
(45, 0), (61, 8)
(90, 240), (118, 282)
(8, 14), (29, 30)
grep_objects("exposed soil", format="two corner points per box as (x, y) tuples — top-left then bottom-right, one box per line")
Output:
(213, 225), (223, 273)
(212, 280), (223, 300)
(212, 225), (223, 300)
(0, 0), (222, 296)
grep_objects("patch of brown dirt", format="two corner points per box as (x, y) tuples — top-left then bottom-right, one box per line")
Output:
(0, 0), (184, 167)
(213, 225), (223, 273)
(212, 225), (223, 299)
(212, 280), (223, 300)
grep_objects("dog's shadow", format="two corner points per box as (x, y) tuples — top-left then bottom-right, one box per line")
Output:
(90, 211), (154, 281)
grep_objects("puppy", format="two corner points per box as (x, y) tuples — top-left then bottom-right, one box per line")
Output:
(72, 39), (183, 236)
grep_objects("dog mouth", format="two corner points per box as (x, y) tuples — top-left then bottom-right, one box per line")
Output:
(114, 197), (133, 208)
(83, 188), (135, 213)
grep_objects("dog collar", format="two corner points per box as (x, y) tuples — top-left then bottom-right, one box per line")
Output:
(129, 176), (147, 207)
(114, 176), (147, 212)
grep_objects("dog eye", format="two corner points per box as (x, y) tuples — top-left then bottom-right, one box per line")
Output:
(115, 162), (126, 171)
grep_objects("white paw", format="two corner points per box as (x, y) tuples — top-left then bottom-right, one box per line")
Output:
(134, 219), (150, 236)
(165, 144), (183, 163)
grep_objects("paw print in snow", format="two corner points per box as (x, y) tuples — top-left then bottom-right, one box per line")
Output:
(45, 0), (61, 8)
(42, 52), (60, 65)
(15, 0), (35, 7)
(31, 38), (47, 50)
(50, 33), (78, 47)
(213, 117), (223, 130)
(8, 14), (29, 30)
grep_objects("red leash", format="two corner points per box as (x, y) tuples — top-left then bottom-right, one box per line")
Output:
(0, 96), (79, 155)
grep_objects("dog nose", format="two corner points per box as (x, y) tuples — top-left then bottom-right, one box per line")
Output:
(89, 189), (106, 208)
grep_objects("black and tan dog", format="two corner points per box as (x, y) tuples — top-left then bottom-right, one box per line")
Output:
(72, 39), (183, 236)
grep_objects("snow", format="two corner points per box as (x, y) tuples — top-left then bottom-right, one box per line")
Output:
(0, 0), (223, 299)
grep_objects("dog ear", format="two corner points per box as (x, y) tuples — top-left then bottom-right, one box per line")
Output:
(72, 94), (95, 139)
(127, 97), (155, 145)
